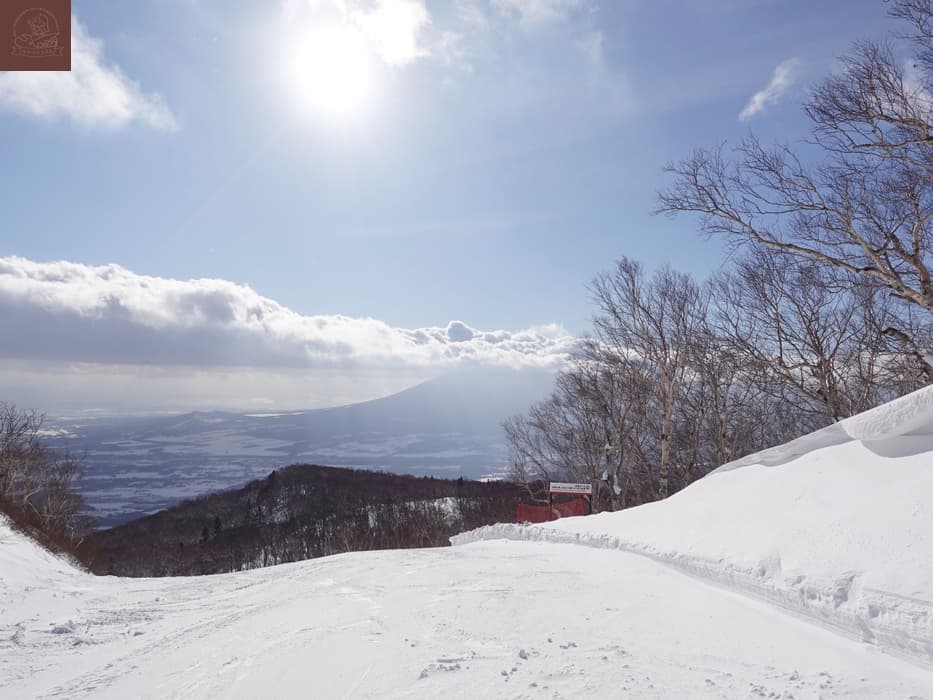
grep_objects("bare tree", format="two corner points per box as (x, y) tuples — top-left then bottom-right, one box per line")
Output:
(563, 357), (655, 509)
(589, 259), (709, 498)
(657, 0), (933, 371)
(504, 256), (881, 513)
(32, 450), (87, 539)
(675, 325), (772, 474)
(0, 402), (90, 541)
(0, 402), (43, 501)
(504, 366), (609, 501)
(712, 253), (904, 422)
(505, 357), (663, 511)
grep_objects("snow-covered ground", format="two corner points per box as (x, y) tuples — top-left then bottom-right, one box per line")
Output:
(2, 530), (931, 699)
(3, 387), (933, 697)
(457, 387), (933, 670)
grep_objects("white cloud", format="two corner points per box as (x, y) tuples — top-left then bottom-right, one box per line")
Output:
(0, 256), (575, 372)
(353, 0), (430, 65)
(492, 0), (586, 25)
(577, 30), (603, 67)
(456, 0), (492, 33)
(445, 320), (475, 342)
(0, 18), (177, 131)
(739, 58), (801, 121)
(423, 2), (491, 73)
(288, 0), (431, 67)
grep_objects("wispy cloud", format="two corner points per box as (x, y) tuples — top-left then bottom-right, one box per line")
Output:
(0, 18), (177, 131)
(576, 31), (634, 116)
(577, 30), (603, 67)
(455, 0), (493, 32)
(0, 257), (575, 371)
(492, 0), (587, 25)
(739, 58), (801, 121)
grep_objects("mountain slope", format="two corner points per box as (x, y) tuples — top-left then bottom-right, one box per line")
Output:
(86, 465), (521, 576)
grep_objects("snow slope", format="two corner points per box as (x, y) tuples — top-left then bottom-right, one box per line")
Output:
(3, 387), (933, 697)
(2, 519), (932, 699)
(455, 385), (933, 668)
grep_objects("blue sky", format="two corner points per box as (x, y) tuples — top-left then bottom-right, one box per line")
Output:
(0, 0), (897, 411)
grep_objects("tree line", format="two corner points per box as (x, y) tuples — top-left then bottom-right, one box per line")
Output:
(0, 401), (523, 576)
(506, 0), (933, 510)
(88, 465), (522, 576)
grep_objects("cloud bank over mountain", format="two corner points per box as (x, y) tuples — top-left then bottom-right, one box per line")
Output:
(0, 256), (573, 370)
(0, 256), (572, 412)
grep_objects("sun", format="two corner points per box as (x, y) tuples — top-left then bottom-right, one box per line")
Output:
(288, 24), (372, 118)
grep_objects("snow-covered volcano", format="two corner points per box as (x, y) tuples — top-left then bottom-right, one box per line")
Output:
(3, 387), (933, 697)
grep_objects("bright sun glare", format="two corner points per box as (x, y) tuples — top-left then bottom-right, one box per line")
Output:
(289, 24), (372, 118)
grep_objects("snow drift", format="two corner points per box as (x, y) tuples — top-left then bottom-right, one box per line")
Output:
(454, 385), (933, 667)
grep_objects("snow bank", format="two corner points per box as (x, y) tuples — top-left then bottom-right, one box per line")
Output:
(454, 385), (933, 667)
(0, 515), (82, 587)
(0, 514), (88, 648)
(713, 384), (933, 473)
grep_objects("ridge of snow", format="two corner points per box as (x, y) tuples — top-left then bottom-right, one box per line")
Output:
(454, 386), (933, 668)
(713, 384), (933, 473)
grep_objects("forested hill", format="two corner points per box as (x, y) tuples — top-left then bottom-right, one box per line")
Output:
(86, 465), (521, 577)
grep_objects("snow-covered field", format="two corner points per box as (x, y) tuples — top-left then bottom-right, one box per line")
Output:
(3, 388), (933, 698)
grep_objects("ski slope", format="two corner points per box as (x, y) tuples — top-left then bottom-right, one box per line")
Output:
(2, 387), (933, 697)
(1, 526), (931, 699)
(457, 386), (933, 669)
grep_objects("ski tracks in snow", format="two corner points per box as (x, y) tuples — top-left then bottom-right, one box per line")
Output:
(3, 541), (932, 698)
(452, 523), (933, 670)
